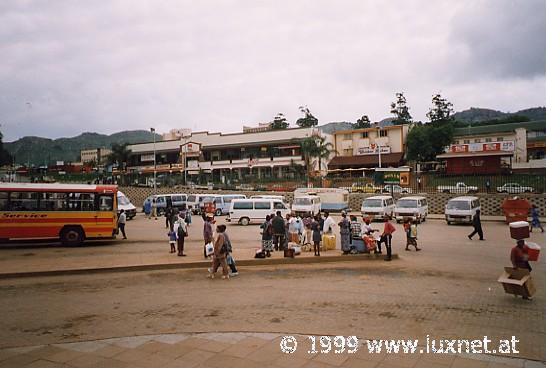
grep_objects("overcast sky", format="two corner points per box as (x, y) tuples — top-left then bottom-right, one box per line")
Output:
(1, 0), (545, 141)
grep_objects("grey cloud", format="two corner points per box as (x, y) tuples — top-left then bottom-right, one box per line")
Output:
(0, 1), (545, 141)
(450, 0), (546, 79)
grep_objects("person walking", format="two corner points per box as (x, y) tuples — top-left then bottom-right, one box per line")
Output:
(311, 216), (321, 256)
(468, 209), (484, 241)
(530, 205), (544, 233)
(322, 211), (335, 234)
(511, 239), (532, 299)
(203, 214), (214, 259)
(377, 217), (396, 261)
(165, 205), (173, 230)
(185, 208), (192, 227)
(208, 224), (229, 280)
(338, 212), (351, 254)
(151, 198), (158, 220)
(175, 214), (188, 256)
(118, 209), (127, 239)
(144, 200), (152, 220)
(408, 220), (420, 251)
(223, 228), (238, 276)
(272, 211), (286, 251)
(403, 218), (411, 250)
(261, 215), (273, 257)
(303, 215), (313, 246)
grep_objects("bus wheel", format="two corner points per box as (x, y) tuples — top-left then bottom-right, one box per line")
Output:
(215, 208), (222, 216)
(240, 217), (250, 226)
(60, 226), (84, 246)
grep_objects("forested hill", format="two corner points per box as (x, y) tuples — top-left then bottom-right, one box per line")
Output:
(453, 107), (546, 123)
(5, 130), (161, 166)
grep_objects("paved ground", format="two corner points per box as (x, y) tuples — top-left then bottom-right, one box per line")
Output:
(0, 214), (544, 366)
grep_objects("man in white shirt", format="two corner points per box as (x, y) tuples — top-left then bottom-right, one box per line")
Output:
(118, 209), (127, 239)
(322, 212), (336, 234)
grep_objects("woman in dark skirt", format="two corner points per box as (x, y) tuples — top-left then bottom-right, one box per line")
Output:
(311, 216), (321, 256)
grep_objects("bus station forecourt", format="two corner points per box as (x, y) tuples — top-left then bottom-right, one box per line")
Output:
(0, 191), (545, 367)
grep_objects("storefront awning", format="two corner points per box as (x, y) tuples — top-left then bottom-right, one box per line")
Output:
(328, 153), (404, 169)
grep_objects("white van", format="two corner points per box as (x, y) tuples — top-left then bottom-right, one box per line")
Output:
(360, 195), (395, 220)
(199, 194), (247, 216)
(228, 199), (290, 226)
(292, 195), (321, 216)
(394, 196), (428, 223)
(186, 194), (210, 214)
(445, 196), (481, 225)
(294, 188), (349, 212)
(250, 195), (285, 202)
(117, 191), (137, 220)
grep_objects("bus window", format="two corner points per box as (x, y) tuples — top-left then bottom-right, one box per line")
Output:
(0, 192), (8, 211)
(68, 193), (96, 211)
(98, 194), (114, 211)
(38, 193), (67, 211)
(10, 192), (39, 211)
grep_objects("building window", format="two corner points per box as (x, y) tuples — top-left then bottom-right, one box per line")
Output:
(474, 139), (481, 143)
(463, 139), (470, 144)
(343, 149), (353, 156)
(485, 137), (492, 142)
(379, 130), (388, 137)
(343, 134), (352, 140)
(361, 132), (368, 138)
(497, 137), (504, 141)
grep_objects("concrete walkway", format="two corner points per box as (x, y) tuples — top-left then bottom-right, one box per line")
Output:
(1, 332), (544, 368)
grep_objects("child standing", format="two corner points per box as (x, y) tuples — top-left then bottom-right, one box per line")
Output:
(168, 229), (177, 253)
(403, 218), (411, 251)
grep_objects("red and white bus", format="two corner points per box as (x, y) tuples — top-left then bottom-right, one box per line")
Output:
(0, 183), (119, 245)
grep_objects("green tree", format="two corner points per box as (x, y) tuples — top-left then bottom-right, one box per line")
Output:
(427, 93), (454, 125)
(353, 115), (371, 129)
(300, 136), (334, 185)
(296, 106), (319, 128)
(107, 143), (131, 171)
(390, 92), (412, 125)
(271, 113), (289, 130)
(406, 124), (433, 162)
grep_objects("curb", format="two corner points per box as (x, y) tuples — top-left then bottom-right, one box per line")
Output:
(0, 253), (398, 280)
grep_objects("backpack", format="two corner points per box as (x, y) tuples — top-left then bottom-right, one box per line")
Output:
(177, 222), (187, 238)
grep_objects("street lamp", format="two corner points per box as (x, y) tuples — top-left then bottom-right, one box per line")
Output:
(150, 127), (157, 195)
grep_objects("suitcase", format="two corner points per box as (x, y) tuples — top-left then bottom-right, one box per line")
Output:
(291, 246), (301, 255)
(526, 241), (541, 261)
(509, 221), (530, 240)
(322, 234), (336, 250)
(284, 248), (295, 258)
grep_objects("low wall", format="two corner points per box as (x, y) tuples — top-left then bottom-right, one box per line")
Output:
(119, 187), (546, 217)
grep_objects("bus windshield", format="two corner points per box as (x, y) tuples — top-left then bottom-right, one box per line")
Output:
(396, 200), (417, 208)
(447, 201), (470, 210)
(294, 198), (312, 205)
(363, 199), (382, 207)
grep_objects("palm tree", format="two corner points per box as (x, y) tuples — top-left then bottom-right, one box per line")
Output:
(107, 143), (131, 171)
(300, 136), (334, 186)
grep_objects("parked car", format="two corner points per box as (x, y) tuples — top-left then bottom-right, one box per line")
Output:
(351, 183), (381, 193)
(394, 196), (428, 223)
(496, 183), (534, 194)
(382, 184), (412, 194)
(228, 198), (290, 226)
(360, 195), (395, 220)
(437, 182), (478, 194)
(444, 196), (481, 225)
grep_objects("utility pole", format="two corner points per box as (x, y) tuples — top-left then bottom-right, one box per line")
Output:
(150, 127), (157, 195)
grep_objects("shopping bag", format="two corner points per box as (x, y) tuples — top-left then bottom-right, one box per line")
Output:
(205, 242), (214, 256)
